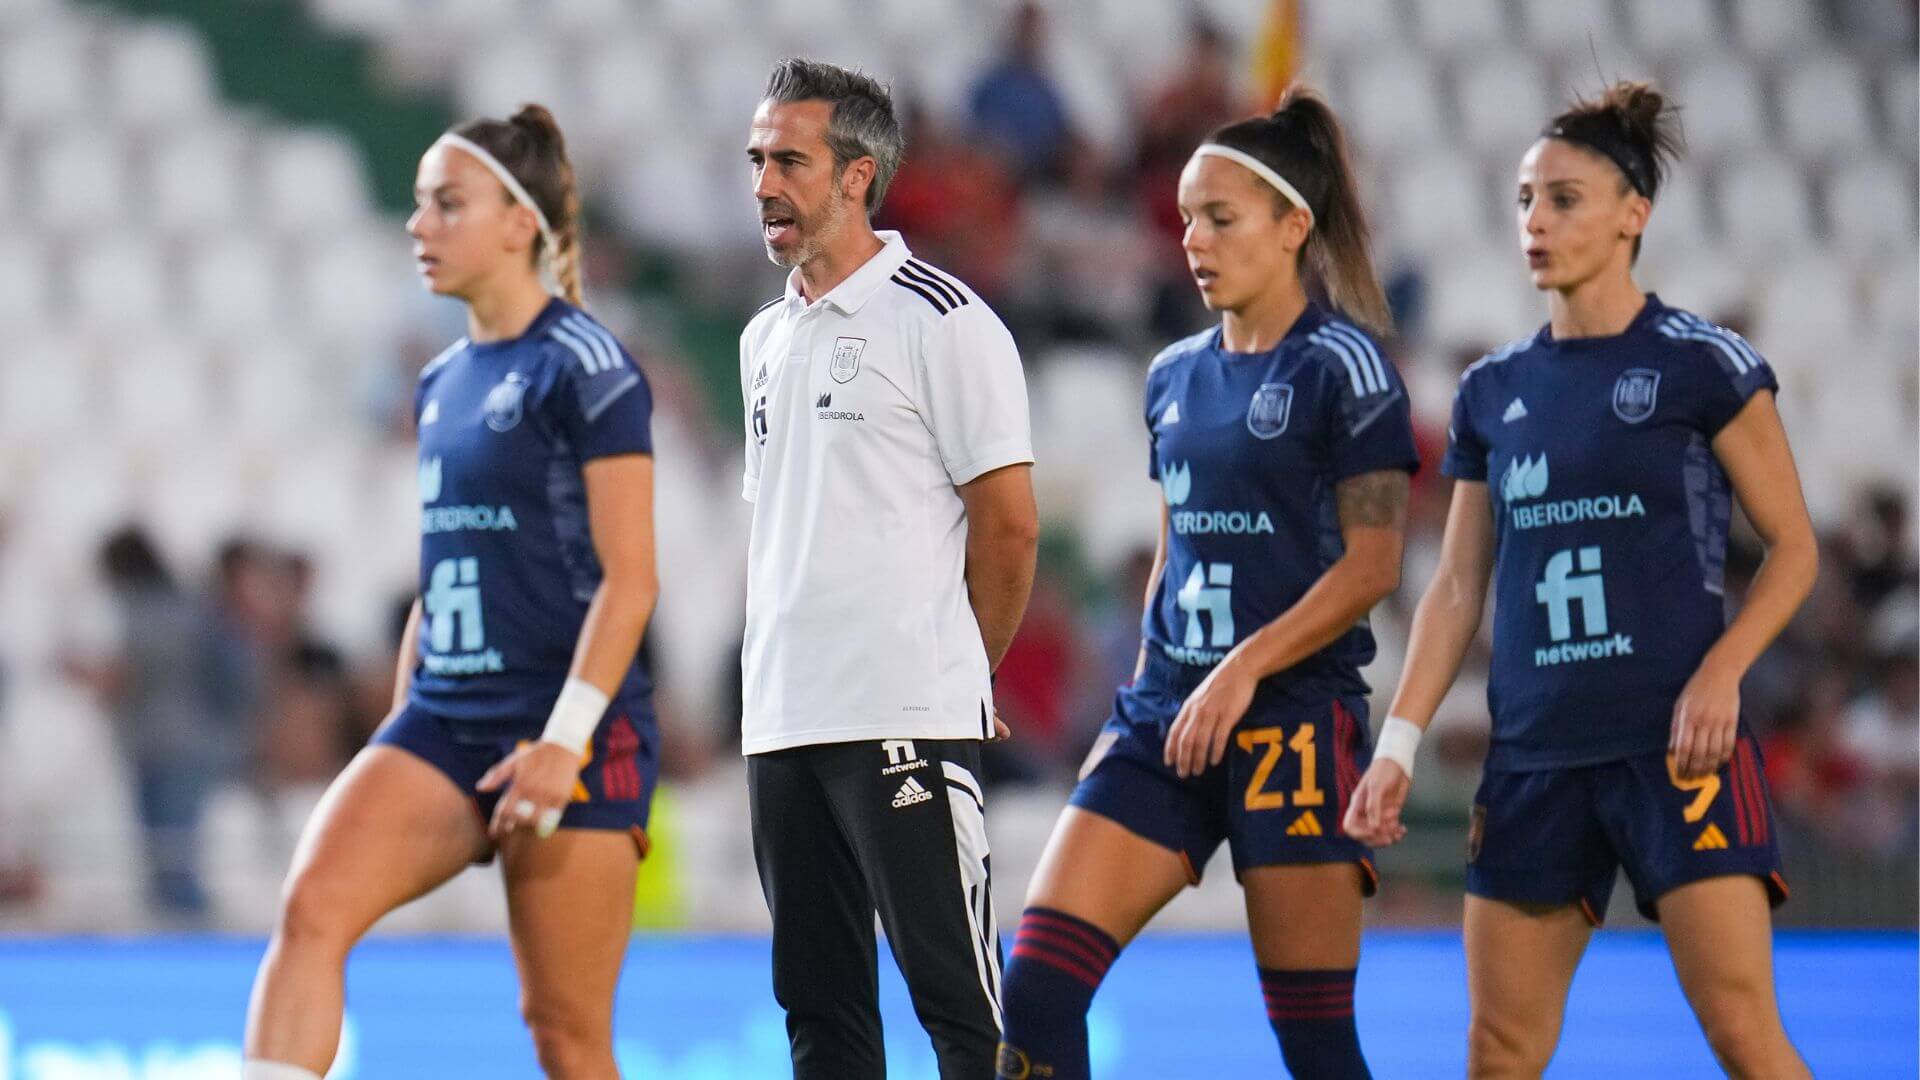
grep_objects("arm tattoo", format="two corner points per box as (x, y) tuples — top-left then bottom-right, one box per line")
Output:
(1336, 469), (1410, 530)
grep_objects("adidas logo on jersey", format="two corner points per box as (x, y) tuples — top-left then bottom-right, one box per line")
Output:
(1161, 401), (1181, 425)
(1503, 398), (1528, 423)
(892, 776), (934, 809)
(1285, 811), (1323, 837)
(1692, 824), (1729, 850)
(420, 399), (440, 426)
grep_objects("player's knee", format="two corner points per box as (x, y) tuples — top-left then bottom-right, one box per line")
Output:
(1467, 1011), (1554, 1077)
(522, 1000), (611, 1078)
(271, 874), (359, 956)
(1694, 991), (1785, 1075)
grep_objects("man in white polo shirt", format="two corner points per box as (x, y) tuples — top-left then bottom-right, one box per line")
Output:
(739, 58), (1038, 1079)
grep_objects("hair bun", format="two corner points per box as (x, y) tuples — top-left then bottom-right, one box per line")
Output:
(509, 103), (567, 153)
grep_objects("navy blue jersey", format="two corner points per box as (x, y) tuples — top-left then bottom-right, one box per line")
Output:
(1141, 305), (1420, 694)
(408, 299), (654, 723)
(1443, 295), (1778, 770)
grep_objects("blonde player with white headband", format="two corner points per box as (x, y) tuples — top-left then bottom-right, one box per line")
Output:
(997, 88), (1417, 1080)
(245, 105), (662, 1080)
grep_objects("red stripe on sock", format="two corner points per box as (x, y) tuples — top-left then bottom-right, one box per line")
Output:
(1011, 942), (1104, 989)
(1022, 912), (1118, 963)
(1015, 927), (1115, 977)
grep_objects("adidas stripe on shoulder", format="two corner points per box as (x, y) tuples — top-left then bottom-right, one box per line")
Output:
(1654, 311), (1767, 378)
(549, 312), (628, 376)
(1308, 320), (1392, 397)
(890, 259), (972, 316)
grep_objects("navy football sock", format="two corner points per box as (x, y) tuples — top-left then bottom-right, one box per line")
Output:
(996, 907), (1119, 1080)
(1261, 966), (1370, 1079)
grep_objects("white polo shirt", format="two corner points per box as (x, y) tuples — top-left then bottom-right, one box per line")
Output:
(738, 231), (1033, 754)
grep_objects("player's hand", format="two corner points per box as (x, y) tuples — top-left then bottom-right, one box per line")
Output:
(1165, 658), (1258, 778)
(1342, 758), (1411, 847)
(1670, 660), (1741, 780)
(476, 741), (582, 841)
(990, 712), (1013, 742)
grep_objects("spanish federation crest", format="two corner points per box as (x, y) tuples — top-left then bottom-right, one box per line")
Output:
(830, 336), (866, 384)
(485, 371), (530, 432)
(1612, 368), (1660, 424)
(1246, 382), (1294, 440)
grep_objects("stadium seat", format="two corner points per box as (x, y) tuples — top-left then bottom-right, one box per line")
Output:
(1867, 253), (1919, 347)
(1301, 0), (1405, 56)
(1413, 0), (1512, 50)
(1884, 61), (1918, 154)
(304, 0), (409, 36)
(1623, 0), (1724, 55)
(577, 33), (680, 143)
(0, 333), (91, 443)
(69, 233), (169, 332)
(103, 333), (214, 448)
(0, 20), (94, 129)
(1649, 164), (1715, 248)
(1387, 150), (1491, 255)
(1720, 157), (1821, 250)
(1523, 0), (1627, 53)
(260, 131), (372, 234)
(1780, 52), (1877, 158)
(30, 126), (131, 230)
(294, 229), (410, 342)
(1826, 154), (1915, 255)
(1455, 52), (1550, 157)
(144, 121), (249, 233)
(1672, 57), (1771, 160)
(1422, 247), (1537, 350)
(185, 235), (284, 337)
(1755, 255), (1865, 344)
(107, 20), (215, 127)
(0, 235), (55, 333)
(1341, 50), (1447, 159)
(453, 38), (574, 121)
(1729, 0), (1821, 57)
(1638, 244), (1755, 323)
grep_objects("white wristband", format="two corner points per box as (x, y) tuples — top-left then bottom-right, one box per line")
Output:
(1373, 716), (1424, 778)
(541, 677), (610, 755)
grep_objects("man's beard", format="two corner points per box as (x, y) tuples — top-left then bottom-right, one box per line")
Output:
(765, 184), (850, 269)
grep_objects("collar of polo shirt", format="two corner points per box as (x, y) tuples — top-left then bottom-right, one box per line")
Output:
(783, 230), (915, 315)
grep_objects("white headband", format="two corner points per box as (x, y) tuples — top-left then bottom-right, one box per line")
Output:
(1193, 143), (1315, 227)
(434, 132), (556, 254)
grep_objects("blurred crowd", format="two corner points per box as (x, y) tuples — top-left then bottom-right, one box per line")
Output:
(0, 3), (1911, 928)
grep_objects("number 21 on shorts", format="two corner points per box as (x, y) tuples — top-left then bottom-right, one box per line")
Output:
(1235, 724), (1324, 811)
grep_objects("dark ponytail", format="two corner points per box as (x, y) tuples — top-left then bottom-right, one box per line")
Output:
(450, 103), (584, 305)
(1206, 86), (1392, 335)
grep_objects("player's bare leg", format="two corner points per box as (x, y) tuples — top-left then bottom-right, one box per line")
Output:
(500, 828), (640, 1080)
(997, 807), (1191, 1078)
(246, 746), (490, 1073)
(1463, 896), (1593, 1079)
(1243, 862), (1368, 1077)
(1658, 875), (1809, 1079)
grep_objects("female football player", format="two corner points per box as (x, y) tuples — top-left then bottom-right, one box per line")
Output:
(244, 105), (660, 1080)
(1345, 82), (1815, 1078)
(998, 87), (1418, 1080)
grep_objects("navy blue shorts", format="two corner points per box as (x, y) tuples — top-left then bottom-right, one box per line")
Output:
(1069, 654), (1376, 889)
(372, 698), (658, 859)
(1466, 733), (1787, 923)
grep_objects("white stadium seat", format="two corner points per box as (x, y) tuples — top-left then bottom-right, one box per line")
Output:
(1340, 49), (1446, 160)
(102, 333), (214, 447)
(0, 333), (92, 444)
(1780, 52), (1878, 159)
(259, 131), (371, 233)
(1423, 247), (1538, 350)
(68, 233), (169, 332)
(107, 20), (215, 126)
(1455, 52), (1550, 157)
(1301, 0), (1406, 56)
(1718, 156), (1819, 250)
(144, 121), (249, 233)
(1883, 62), (1917, 154)
(1754, 255), (1865, 349)
(1623, 0), (1723, 55)
(1388, 150), (1491, 255)
(1827, 155), (1915, 255)
(1412, 0), (1511, 50)
(1649, 164), (1715, 249)
(453, 38), (573, 120)
(0, 234), (55, 333)
(1672, 58), (1771, 160)
(30, 126), (131, 229)
(1729, 0), (1821, 57)
(185, 234), (284, 336)
(0, 21), (94, 129)
(1524, 0), (1627, 52)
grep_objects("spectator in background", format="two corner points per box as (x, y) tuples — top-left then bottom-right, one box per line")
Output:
(967, 2), (1075, 184)
(1133, 17), (1246, 251)
(1019, 135), (1160, 344)
(90, 527), (256, 922)
(1837, 590), (1920, 854)
(877, 100), (1022, 303)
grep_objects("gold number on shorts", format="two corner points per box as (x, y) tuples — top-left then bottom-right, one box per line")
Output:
(1235, 728), (1289, 811)
(1665, 755), (1721, 824)
(1234, 724), (1324, 811)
